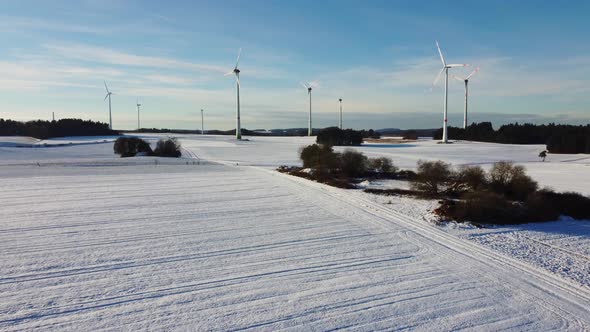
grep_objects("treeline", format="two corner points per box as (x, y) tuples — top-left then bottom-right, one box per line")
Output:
(137, 127), (295, 136)
(114, 137), (181, 158)
(316, 127), (380, 146)
(136, 127), (382, 139)
(0, 118), (118, 139)
(433, 122), (590, 153)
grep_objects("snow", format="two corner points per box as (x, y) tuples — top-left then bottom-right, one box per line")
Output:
(174, 135), (590, 195)
(1, 134), (589, 330)
(445, 219), (590, 288)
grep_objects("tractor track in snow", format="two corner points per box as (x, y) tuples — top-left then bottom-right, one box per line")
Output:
(182, 148), (590, 329)
(263, 167), (590, 327)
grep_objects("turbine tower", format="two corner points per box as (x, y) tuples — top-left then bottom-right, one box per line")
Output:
(201, 109), (204, 135)
(103, 81), (113, 130)
(432, 41), (468, 143)
(339, 98), (343, 129)
(136, 98), (142, 131)
(224, 48), (242, 140)
(301, 81), (318, 136)
(453, 68), (479, 129)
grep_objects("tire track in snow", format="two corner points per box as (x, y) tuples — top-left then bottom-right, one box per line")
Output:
(264, 167), (590, 329)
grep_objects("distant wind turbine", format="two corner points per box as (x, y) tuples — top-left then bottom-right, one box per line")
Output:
(201, 109), (204, 135)
(224, 48), (242, 140)
(432, 41), (469, 143)
(300, 81), (318, 136)
(103, 81), (113, 130)
(452, 68), (479, 129)
(136, 98), (142, 131)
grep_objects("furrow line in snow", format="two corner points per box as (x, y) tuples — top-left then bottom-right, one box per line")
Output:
(256, 167), (590, 328)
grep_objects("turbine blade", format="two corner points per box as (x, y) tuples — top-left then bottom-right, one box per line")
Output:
(236, 73), (240, 86)
(104, 93), (109, 101)
(466, 67), (480, 80)
(309, 81), (319, 89)
(432, 67), (445, 86)
(451, 74), (464, 82)
(435, 40), (446, 66)
(104, 80), (109, 93)
(224, 70), (234, 76)
(447, 63), (469, 68)
(300, 81), (309, 89)
(235, 48), (242, 69)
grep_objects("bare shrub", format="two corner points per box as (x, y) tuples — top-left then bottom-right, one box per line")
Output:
(526, 189), (590, 220)
(154, 138), (182, 157)
(449, 165), (487, 194)
(113, 137), (153, 157)
(368, 157), (398, 174)
(435, 192), (523, 225)
(411, 160), (453, 196)
(299, 144), (339, 174)
(489, 161), (537, 201)
(339, 149), (368, 177)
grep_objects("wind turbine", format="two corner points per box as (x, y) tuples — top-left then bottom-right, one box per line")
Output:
(224, 48), (242, 140)
(136, 98), (142, 131)
(452, 68), (479, 129)
(300, 81), (318, 136)
(338, 98), (343, 129)
(433, 41), (468, 143)
(103, 81), (113, 130)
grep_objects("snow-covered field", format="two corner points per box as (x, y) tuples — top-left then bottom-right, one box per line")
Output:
(1, 134), (589, 330)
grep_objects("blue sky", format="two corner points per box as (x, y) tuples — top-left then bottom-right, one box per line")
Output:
(1, 0), (589, 130)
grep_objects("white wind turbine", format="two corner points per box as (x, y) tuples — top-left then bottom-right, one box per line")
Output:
(103, 81), (114, 130)
(224, 48), (242, 140)
(300, 81), (318, 136)
(433, 41), (469, 143)
(452, 68), (479, 129)
(136, 97), (142, 130)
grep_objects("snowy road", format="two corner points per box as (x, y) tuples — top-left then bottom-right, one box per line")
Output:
(1, 160), (589, 330)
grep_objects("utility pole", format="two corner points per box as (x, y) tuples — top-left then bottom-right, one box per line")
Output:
(339, 98), (343, 129)
(201, 109), (204, 135)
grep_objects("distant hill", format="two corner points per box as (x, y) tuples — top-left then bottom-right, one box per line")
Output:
(131, 127), (437, 138)
(377, 128), (437, 137)
(134, 127), (317, 136)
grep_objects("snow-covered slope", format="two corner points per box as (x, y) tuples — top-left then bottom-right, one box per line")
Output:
(1, 162), (589, 330)
(177, 135), (590, 195)
(1, 135), (589, 330)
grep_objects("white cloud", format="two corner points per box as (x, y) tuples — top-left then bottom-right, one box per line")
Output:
(44, 44), (228, 73)
(0, 16), (109, 34)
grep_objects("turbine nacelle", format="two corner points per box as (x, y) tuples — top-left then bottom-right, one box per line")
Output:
(301, 81), (318, 94)
(452, 67), (480, 83)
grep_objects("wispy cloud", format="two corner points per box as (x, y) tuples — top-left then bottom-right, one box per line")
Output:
(44, 44), (228, 73)
(0, 15), (109, 34)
